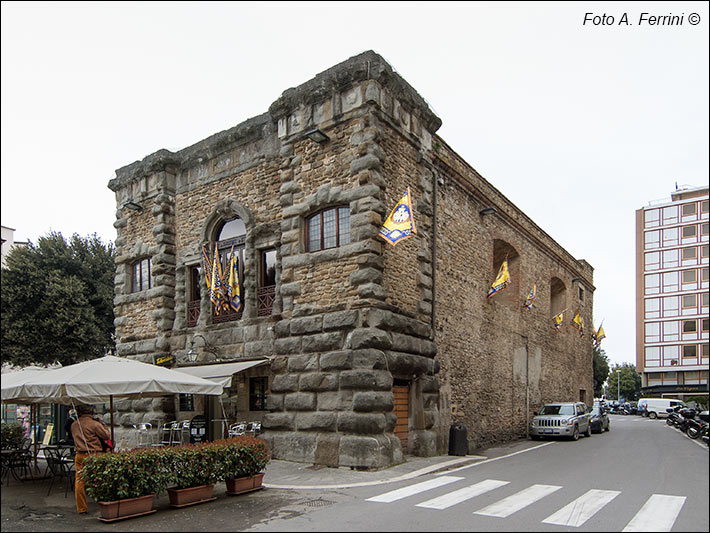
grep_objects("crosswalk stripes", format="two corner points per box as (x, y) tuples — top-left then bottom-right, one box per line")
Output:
(542, 489), (620, 527)
(365, 477), (688, 531)
(622, 494), (686, 532)
(473, 484), (562, 518)
(416, 479), (509, 510)
(365, 476), (463, 503)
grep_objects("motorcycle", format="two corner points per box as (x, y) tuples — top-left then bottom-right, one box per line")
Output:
(686, 411), (709, 440)
(674, 407), (699, 433)
(665, 406), (683, 426)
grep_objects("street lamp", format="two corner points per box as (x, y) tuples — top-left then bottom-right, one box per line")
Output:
(616, 370), (621, 402)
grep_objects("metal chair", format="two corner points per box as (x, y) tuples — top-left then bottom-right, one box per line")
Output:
(43, 447), (75, 497)
(249, 421), (262, 435)
(160, 421), (175, 446)
(131, 423), (153, 448)
(2, 438), (34, 486)
(228, 422), (246, 437)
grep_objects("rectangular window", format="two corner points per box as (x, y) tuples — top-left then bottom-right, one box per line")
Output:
(645, 347), (660, 366)
(644, 208), (660, 228)
(682, 247), (697, 261)
(683, 344), (697, 358)
(662, 272), (679, 293)
(682, 294), (697, 309)
(662, 249), (679, 268)
(179, 394), (195, 411)
(703, 292), (710, 308)
(663, 296), (679, 316)
(645, 230), (660, 249)
(645, 298), (660, 319)
(682, 320), (697, 333)
(645, 274), (660, 295)
(682, 225), (697, 239)
(702, 200), (709, 215)
(663, 206), (679, 225)
(701, 245), (709, 259)
(702, 267), (709, 283)
(187, 266), (201, 328)
(322, 208), (337, 249)
(682, 203), (697, 217)
(645, 322), (660, 343)
(131, 258), (151, 292)
(249, 377), (268, 411)
(702, 318), (709, 334)
(662, 321), (679, 341)
(257, 249), (277, 317)
(702, 222), (709, 237)
(682, 269), (697, 284)
(703, 344), (709, 358)
(662, 227), (678, 247)
(645, 252), (660, 270)
(663, 344), (679, 361)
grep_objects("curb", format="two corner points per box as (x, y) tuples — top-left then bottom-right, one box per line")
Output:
(262, 455), (487, 490)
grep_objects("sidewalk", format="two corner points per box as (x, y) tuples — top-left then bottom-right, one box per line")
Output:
(1, 452), (488, 531)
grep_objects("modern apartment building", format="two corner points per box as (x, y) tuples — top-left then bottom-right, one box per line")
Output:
(636, 185), (709, 402)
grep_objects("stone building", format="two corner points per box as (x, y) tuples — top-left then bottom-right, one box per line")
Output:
(108, 51), (594, 468)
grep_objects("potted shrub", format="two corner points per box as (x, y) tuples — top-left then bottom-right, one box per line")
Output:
(220, 436), (270, 495)
(164, 442), (222, 507)
(82, 448), (169, 522)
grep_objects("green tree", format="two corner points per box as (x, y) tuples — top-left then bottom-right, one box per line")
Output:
(606, 363), (642, 402)
(592, 346), (610, 398)
(1, 232), (115, 367)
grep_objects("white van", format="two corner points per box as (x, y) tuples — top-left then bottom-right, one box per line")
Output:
(638, 398), (686, 419)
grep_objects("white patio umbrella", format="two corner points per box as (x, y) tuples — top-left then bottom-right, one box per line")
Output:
(1, 355), (224, 442)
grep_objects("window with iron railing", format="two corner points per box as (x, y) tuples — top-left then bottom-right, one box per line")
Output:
(257, 248), (276, 316)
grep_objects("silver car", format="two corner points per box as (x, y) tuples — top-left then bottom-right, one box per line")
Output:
(529, 402), (592, 440)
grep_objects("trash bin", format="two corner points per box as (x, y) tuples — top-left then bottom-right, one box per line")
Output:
(448, 423), (468, 456)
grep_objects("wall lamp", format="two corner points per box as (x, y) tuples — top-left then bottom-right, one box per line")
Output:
(304, 128), (329, 144)
(187, 333), (218, 362)
(479, 207), (497, 216)
(122, 200), (143, 211)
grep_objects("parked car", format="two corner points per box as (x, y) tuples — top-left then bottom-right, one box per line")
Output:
(529, 402), (592, 441)
(589, 403), (610, 433)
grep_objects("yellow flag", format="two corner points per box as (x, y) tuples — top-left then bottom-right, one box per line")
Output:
(487, 259), (510, 299)
(379, 187), (417, 245)
(553, 310), (564, 332)
(571, 308), (584, 338)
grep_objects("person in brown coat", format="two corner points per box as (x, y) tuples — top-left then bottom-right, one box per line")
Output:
(70, 404), (110, 514)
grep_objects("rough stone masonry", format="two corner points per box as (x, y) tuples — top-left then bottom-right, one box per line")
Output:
(108, 50), (594, 469)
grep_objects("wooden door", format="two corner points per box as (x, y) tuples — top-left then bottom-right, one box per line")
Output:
(393, 385), (409, 453)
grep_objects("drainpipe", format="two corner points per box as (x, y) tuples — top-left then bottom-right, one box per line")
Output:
(431, 170), (439, 339)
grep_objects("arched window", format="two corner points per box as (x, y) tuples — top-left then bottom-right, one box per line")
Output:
(306, 206), (350, 252)
(211, 217), (246, 323)
(550, 277), (566, 317)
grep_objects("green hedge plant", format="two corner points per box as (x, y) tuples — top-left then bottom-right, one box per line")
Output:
(82, 448), (171, 502)
(219, 436), (270, 479)
(79, 436), (270, 502)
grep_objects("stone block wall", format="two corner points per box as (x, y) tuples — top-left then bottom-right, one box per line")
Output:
(107, 50), (593, 466)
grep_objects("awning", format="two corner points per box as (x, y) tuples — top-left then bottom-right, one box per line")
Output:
(176, 359), (270, 388)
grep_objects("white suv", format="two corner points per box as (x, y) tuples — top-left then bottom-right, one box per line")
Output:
(529, 402), (592, 441)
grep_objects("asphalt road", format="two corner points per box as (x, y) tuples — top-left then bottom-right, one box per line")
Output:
(249, 415), (709, 532)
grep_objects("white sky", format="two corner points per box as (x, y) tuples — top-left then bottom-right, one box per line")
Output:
(2, 1), (708, 368)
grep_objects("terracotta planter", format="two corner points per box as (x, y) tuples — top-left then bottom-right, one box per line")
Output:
(167, 484), (216, 508)
(97, 493), (156, 522)
(226, 473), (264, 495)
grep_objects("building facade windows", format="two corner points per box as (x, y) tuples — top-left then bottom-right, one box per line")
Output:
(187, 265), (201, 327)
(249, 377), (268, 411)
(257, 248), (277, 316)
(306, 206), (350, 252)
(131, 258), (151, 292)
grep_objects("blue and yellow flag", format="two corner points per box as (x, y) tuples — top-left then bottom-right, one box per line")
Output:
(209, 243), (225, 314)
(379, 187), (417, 246)
(593, 324), (606, 347)
(225, 245), (242, 313)
(571, 308), (584, 338)
(487, 259), (510, 300)
(523, 284), (536, 311)
(553, 310), (565, 332)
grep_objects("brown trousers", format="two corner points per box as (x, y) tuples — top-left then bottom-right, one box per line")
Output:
(74, 452), (89, 513)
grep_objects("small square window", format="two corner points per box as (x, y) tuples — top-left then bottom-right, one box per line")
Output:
(683, 320), (697, 333)
(682, 203), (697, 216)
(682, 270), (697, 284)
(682, 294), (696, 308)
(682, 247), (697, 260)
(683, 345), (697, 358)
(682, 225), (697, 238)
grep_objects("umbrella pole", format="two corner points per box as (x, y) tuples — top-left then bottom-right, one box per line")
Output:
(110, 395), (115, 444)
